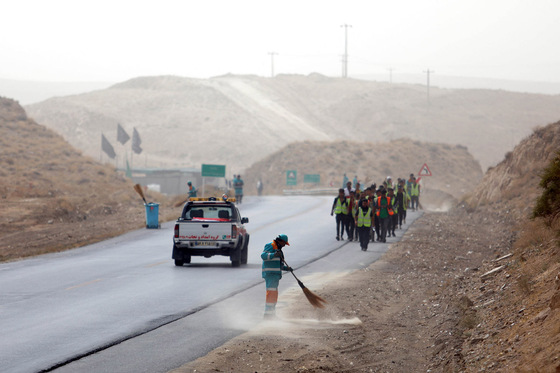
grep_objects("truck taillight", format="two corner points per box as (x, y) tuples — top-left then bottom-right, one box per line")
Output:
(232, 225), (238, 239)
(174, 224), (179, 238)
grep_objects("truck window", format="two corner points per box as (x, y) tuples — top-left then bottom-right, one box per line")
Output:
(184, 205), (235, 220)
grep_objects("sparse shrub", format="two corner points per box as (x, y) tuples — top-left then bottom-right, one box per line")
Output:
(56, 198), (75, 213)
(513, 220), (553, 252)
(533, 151), (560, 224)
(505, 151), (513, 161)
(459, 313), (479, 330)
(457, 295), (478, 330)
(517, 274), (532, 295)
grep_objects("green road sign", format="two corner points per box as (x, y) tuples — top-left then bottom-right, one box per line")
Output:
(201, 164), (226, 178)
(304, 174), (320, 183)
(286, 170), (297, 186)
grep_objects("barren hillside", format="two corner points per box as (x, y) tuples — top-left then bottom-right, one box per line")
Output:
(0, 97), (173, 262)
(452, 121), (560, 371)
(24, 74), (560, 174)
(464, 120), (560, 217)
(243, 138), (482, 205)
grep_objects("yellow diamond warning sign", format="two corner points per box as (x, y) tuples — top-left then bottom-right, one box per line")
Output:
(418, 163), (432, 177)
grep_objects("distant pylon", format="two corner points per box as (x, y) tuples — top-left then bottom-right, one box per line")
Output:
(268, 52), (278, 77)
(341, 24), (352, 78)
(423, 69), (435, 103)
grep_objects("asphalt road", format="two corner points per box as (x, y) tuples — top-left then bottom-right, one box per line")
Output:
(0, 195), (421, 373)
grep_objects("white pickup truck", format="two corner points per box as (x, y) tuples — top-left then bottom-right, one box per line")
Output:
(172, 197), (250, 267)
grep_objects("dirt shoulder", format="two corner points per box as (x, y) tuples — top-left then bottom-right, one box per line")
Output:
(171, 206), (521, 373)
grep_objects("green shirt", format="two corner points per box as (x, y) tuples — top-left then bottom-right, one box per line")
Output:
(378, 196), (389, 219)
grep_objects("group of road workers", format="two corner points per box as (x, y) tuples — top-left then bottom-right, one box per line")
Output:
(260, 174), (421, 319)
(330, 174), (421, 251)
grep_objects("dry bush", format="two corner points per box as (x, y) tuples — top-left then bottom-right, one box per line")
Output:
(514, 219), (558, 255)
(516, 274), (533, 295)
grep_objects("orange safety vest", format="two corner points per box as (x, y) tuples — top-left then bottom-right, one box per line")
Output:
(376, 196), (394, 216)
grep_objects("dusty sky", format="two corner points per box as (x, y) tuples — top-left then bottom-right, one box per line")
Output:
(1, 0), (559, 83)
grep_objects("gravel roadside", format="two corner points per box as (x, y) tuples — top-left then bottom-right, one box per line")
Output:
(170, 206), (515, 373)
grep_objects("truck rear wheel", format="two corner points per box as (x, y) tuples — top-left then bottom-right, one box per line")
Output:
(241, 234), (249, 264)
(174, 260), (184, 267)
(231, 238), (243, 267)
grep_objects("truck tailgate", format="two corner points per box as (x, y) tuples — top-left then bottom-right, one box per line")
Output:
(176, 221), (233, 242)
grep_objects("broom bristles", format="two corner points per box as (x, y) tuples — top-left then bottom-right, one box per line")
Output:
(288, 265), (327, 309)
(302, 287), (328, 309)
(133, 184), (146, 202)
(174, 198), (188, 208)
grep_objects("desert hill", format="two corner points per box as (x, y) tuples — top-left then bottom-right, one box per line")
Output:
(24, 74), (560, 174)
(0, 97), (172, 262)
(242, 138), (482, 207)
(452, 120), (560, 371)
(464, 120), (560, 217)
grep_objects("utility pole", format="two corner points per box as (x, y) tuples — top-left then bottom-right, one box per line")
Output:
(340, 24), (352, 78)
(387, 67), (395, 83)
(268, 52), (278, 77)
(423, 69), (434, 104)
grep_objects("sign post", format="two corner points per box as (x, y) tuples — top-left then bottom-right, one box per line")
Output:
(418, 163), (432, 177)
(303, 174), (320, 184)
(286, 170), (297, 186)
(201, 164), (226, 197)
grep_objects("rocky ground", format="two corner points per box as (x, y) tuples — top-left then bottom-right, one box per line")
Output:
(170, 203), (555, 373)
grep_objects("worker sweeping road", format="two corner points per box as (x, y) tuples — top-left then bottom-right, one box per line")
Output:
(261, 234), (292, 319)
(261, 235), (327, 319)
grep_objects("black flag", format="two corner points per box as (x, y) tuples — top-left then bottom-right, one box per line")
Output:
(132, 127), (142, 154)
(117, 123), (130, 145)
(101, 134), (116, 159)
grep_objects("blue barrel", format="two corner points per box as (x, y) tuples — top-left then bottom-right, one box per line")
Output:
(145, 203), (160, 229)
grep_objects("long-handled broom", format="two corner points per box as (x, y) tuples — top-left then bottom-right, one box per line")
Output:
(174, 197), (189, 208)
(281, 255), (328, 309)
(133, 183), (147, 205)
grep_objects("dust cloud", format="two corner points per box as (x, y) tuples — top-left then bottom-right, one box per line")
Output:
(214, 271), (362, 335)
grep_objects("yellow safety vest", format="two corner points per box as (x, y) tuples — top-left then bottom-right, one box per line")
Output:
(410, 184), (419, 196)
(334, 197), (349, 214)
(357, 207), (372, 227)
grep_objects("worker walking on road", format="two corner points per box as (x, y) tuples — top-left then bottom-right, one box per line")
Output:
(355, 197), (374, 251)
(410, 176), (420, 211)
(187, 181), (197, 198)
(331, 189), (349, 240)
(376, 189), (394, 243)
(261, 234), (292, 319)
(234, 175), (244, 203)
